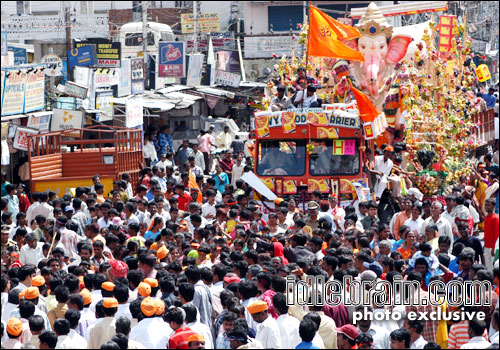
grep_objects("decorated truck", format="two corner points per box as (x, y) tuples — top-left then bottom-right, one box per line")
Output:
(249, 103), (385, 208)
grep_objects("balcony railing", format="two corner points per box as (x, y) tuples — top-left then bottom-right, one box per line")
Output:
(1, 14), (109, 41)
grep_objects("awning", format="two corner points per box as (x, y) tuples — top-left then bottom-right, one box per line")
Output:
(156, 91), (203, 110)
(157, 85), (193, 94)
(113, 96), (176, 112)
(1, 114), (26, 122)
(195, 87), (235, 99)
(1, 110), (52, 122)
(141, 99), (176, 112)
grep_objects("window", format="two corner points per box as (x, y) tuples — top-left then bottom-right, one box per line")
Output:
(309, 139), (360, 176)
(257, 140), (306, 176)
(268, 5), (303, 32)
(160, 31), (174, 42)
(124, 32), (155, 47)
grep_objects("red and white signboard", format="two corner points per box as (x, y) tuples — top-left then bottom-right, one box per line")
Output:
(13, 127), (39, 151)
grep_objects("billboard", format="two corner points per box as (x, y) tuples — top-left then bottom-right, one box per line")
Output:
(67, 46), (97, 70)
(24, 68), (45, 113)
(75, 41), (121, 67)
(181, 13), (220, 34)
(50, 109), (84, 132)
(158, 42), (185, 78)
(186, 54), (204, 87)
(7, 46), (27, 65)
(1, 69), (27, 116)
(117, 59), (131, 97)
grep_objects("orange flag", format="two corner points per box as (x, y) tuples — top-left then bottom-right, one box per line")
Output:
(349, 80), (379, 123)
(307, 5), (364, 62)
(189, 169), (203, 203)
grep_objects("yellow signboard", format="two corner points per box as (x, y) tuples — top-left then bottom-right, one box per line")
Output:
(181, 13), (221, 34)
(34, 177), (114, 197)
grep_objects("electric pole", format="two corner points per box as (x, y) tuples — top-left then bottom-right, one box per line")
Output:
(193, 0), (198, 54)
(65, 1), (72, 80)
(142, 0), (148, 89)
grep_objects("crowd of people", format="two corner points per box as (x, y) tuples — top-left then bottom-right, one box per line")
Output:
(1, 136), (499, 349)
(0, 76), (499, 349)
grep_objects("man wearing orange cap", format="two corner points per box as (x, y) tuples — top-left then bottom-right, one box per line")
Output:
(4, 317), (23, 349)
(129, 297), (173, 348)
(137, 281), (152, 298)
(247, 300), (281, 348)
(188, 333), (206, 349)
(86, 298), (118, 349)
(7, 289), (52, 334)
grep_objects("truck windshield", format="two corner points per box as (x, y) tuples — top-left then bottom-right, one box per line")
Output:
(257, 140), (306, 176)
(309, 139), (360, 176)
(124, 32), (155, 46)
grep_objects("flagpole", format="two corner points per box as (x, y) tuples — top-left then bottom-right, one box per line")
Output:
(305, 1), (310, 73)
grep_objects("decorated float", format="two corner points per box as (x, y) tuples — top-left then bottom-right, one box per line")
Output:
(245, 2), (491, 210)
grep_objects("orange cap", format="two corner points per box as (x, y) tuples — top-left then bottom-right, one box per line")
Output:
(80, 288), (92, 306)
(18, 290), (26, 299)
(137, 282), (151, 297)
(188, 334), (205, 342)
(247, 300), (268, 314)
(25, 287), (40, 300)
(103, 297), (118, 308)
(32, 276), (46, 287)
(157, 245), (168, 261)
(102, 281), (115, 292)
(155, 299), (165, 315)
(385, 145), (394, 152)
(7, 318), (23, 337)
(140, 297), (156, 317)
(144, 278), (158, 288)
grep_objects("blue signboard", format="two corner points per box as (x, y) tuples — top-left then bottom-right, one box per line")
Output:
(67, 45), (96, 70)
(158, 42), (185, 77)
(7, 46), (27, 65)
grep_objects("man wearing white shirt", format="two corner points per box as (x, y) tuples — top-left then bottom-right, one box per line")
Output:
(442, 195), (457, 229)
(19, 233), (44, 266)
(28, 193), (54, 226)
(294, 85), (319, 108)
(404, 318), (427, 349)
(183, 304), (214, 349)
(97, 203), (112, 230)
(420, 201), (454, 252)
(64, 309), (88, 349)
(216, 126), (232, 151)
(404, 204), (424, 234)
(129, 297), (172, 349)
(113, 284), (132, 320)
(357, 306), (390, 349)
(247, 300), (281, 348)
(460, 318), (492, 349)
(25, 192), (40, 226)
(202, 190), (217, 221)
(273, 293), (302, 349)
(369, 147), (394, 199)
(192, 144), (205, 171)
(231, 154), (245, 188)
(209, 266), (225, 317)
